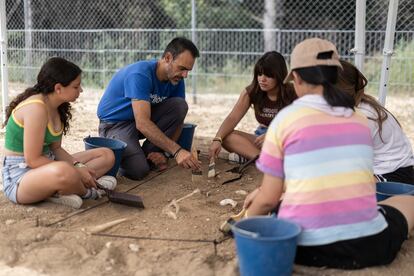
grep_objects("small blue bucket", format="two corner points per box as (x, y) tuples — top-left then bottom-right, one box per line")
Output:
(232, 217), (301, 276)
(177, 123), (197, 151)
(83, 136), (127, 177)
(376, 181), (414, 201)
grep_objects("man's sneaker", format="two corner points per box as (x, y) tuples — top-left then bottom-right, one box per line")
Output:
(46, 194), (83, 209)
(96, 175), (117, 190)
(228, 152), (247, 164)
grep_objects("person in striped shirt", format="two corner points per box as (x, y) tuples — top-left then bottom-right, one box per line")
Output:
(243, 38), (414, 269)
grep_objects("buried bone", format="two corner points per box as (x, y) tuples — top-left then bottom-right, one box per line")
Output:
(220, 198), (237, 208)
(162, 189), (200, 219)
(235, 190), (248, 196)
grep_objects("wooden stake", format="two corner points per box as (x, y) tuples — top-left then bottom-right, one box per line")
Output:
(83, 218), (129, 234)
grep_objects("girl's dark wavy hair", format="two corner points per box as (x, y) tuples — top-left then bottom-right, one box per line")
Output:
(4, 57), (82, 135)
(246, 51), (296, 114)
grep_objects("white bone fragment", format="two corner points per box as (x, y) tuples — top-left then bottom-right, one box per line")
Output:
(220, 198), (237, 208)
(235, 190), (248, 195)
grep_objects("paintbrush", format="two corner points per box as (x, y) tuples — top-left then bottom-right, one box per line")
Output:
(191, 147), (202, 183)
(219, 208), (246, 236)
(208, 156), (216, 178)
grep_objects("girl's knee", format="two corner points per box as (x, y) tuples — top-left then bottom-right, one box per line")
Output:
(48, 161), (80, 186)
(223, 131), (239, 144)
(100, 147), (115, 167)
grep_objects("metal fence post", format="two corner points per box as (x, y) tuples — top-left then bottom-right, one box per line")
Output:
(23, 0), (33, 84)
(191, 0), (197, 104)
(353, 0), (366, 72)
(276, 29), (281, 53)
(0, 0), (9, 121)
(378, 0), (399, 105)
(102, 30), (106, 89)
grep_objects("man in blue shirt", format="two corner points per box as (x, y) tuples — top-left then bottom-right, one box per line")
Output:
(97, 37), (201, 180)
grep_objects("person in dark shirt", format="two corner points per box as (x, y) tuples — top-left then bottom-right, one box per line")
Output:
(209, 51), (296, 161)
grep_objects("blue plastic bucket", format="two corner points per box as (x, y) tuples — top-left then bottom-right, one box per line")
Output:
(83, 136), (127, 177)
(232, 217), (301, 276)
(177, 123), (197, 151)
(376, 181), (414, 201)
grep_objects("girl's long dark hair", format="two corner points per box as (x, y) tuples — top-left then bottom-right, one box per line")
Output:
(246, 51), (296, 114)
(4, 57), (82, 135)
(294, 65), (355, 109)
(336, 59), (400, 139)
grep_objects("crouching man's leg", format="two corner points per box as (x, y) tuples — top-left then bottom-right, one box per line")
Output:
(142, 97), (188, 154)
(99, 120), (150, 180)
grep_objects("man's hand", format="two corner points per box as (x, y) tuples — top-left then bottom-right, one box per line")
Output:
(147, 152), (168, 171)
(175, 149), (201, 170)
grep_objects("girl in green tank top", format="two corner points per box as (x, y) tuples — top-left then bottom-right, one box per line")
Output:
(2, 57), (116, 208)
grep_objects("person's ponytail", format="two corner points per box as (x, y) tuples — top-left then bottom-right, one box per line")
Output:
(323, 81), (355, 109)
(294, 66), (355, 109)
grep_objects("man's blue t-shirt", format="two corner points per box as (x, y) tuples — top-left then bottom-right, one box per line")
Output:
(97, 59), (185, 122)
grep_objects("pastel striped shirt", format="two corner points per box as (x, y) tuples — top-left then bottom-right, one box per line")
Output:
(256, 95), (387, 246)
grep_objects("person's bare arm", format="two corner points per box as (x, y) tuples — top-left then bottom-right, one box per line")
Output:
(132, 99), (180, 154)
(209, 89), (251, 158)
(49, 140), (97, 188)
(132, 100), (200, 169)
(215, 89), (251, 139)
(245, 174), (283, 216)
(50, 141), (74, 163)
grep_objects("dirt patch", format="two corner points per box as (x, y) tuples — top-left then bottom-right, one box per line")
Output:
(1, 84), (414, 275)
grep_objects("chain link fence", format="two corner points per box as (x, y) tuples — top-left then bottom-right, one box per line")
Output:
(3, 0), (414, 97)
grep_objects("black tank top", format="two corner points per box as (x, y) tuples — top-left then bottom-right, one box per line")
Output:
(254, 96), (278, 126)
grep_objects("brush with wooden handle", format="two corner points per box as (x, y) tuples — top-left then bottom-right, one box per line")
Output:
(207, 156), (216, 178)
(191, 147), (202, 183)
(219, 208), (246, 236)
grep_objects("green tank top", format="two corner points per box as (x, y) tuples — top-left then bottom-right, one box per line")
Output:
(4, 99), (63, 153)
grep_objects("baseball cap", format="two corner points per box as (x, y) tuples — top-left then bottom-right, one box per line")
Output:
(283, 38), (342, 84)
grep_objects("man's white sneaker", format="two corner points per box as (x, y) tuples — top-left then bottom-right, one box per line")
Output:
(96, 175), (117, 190)
(46, 194), (83, 209)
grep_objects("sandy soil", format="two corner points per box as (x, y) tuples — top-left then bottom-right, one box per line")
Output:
(1, 84), (414, 276)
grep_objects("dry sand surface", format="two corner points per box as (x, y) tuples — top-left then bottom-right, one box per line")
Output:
(1, 84), (414, 275)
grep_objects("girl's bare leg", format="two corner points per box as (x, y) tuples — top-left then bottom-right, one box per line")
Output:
(222, 130), (260, 159)
(72, 147), (115, 177)
(16, 161), (86, 204)
(379, 195), (414, 232)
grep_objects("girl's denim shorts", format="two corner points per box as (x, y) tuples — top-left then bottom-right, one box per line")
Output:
(2, 153), (54, 203)
(2, 156), (30, 203)
(254, 125), (268, 136)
